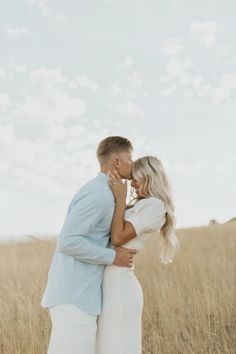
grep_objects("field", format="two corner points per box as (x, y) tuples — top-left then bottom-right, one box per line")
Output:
(0, 222), (235, 354)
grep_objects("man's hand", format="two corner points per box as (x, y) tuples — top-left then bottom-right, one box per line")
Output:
(113, 246), (137, 267)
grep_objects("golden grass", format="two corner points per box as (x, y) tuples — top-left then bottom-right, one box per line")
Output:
(0, 223), (235, 354)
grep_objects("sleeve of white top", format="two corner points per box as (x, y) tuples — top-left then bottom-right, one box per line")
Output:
(125, 198), (166, 237)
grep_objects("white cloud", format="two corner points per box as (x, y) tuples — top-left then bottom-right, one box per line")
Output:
(0, 121), (107, 196)
(56, 12), (67, 23)
(211, 73), (236, 104)
(30, 67), (67, 84)
(172, 0), (184, 7)
(0, 65), (106, 198)
(169, 161), (207, 177)
(10, 63), (27, 73)
(0, 93), (11, 112)
(160, 38), (184, 55)
(0, 72), (164, 198)
(0, 63), (174, 236)
(0, 69), (6, 79)
(0, 119), (145, 220)
(159, 56), (210, 98)
(70, 75), (99, 92)
(0, 1), (234, 237)
(165, 56), (192, 77)
(0, 23), (29, 37)
(13, 84), (87, 126)
(116, 100), (146, 117)
(159, 85), (178, 97)
(119, 56), (134, 70)
(30, 67), (99, 92)
(110, 72), (142, 98)
(26, 0), (67, 20)
(159, 55), (236, 104)
(0, 124), (15, 146)
(190, 21), (219, 49)
(158, 32), (236, 104)
(126, 71), (142, 89)
(107, 66), (146, 116)
(0, 66), (88, 126)
(26, 0), (50, 16)
(110, 82), (123, 97)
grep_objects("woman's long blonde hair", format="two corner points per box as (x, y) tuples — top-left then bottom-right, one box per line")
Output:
(129, 156), (179, 264)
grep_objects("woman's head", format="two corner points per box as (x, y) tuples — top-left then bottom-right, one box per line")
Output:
(130, 156), (179, 264)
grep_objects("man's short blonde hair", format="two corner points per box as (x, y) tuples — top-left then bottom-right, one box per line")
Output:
(96, 136), (133, 165)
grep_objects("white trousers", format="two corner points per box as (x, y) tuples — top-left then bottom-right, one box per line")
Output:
(47, 304), (97, 354)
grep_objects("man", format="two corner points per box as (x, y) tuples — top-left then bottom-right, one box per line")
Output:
(40, 136), (137, 354)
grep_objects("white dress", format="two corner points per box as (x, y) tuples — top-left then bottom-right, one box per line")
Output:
(95, 197), (166, 354)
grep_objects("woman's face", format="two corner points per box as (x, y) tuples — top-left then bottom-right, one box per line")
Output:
(131, 176), (148, 198)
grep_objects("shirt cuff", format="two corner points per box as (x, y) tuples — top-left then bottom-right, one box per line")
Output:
(104, 248), (116, 265)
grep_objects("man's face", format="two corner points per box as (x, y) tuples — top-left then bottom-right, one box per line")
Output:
(114, 150), (133, 179)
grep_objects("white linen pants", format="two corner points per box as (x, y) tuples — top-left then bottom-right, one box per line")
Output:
(96, 264), (143, 354)
(47, 304), (97, 354)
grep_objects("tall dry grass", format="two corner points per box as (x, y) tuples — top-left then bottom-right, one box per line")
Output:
(0, 222), (235, 354)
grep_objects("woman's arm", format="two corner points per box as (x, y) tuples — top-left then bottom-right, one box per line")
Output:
(111, 199), (137, 247)
(107, 170), (137, 247)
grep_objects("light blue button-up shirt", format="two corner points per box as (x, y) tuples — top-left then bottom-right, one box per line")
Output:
(40, 172), (116, 316)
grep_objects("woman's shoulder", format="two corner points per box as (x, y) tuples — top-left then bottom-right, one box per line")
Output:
(132, 196), (166, 213)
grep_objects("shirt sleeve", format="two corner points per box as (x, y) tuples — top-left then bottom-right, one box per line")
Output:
(125, 198), (166, 237)
(57, 189), (116, 265)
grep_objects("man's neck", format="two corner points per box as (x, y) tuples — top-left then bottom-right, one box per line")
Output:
(100, 166), (114, 174)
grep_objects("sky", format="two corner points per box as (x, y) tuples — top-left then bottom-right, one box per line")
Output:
(0, 0), (235, 240)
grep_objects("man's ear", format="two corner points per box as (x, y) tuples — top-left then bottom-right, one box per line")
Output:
(110, 154), (120, 169)
(114, 157), (120, 169)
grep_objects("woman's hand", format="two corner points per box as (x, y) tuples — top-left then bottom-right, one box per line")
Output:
(107, 170), (127, 203)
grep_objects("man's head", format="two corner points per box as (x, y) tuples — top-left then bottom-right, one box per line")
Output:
(97, 136), (133, 179)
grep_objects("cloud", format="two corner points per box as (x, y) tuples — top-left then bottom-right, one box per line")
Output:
(168, 161), (207, 177)
(159, 56), (210, 98)
(0, 120), (107, 196)
(0, 23), (29, 37)
(0, 122), (174, 236)
(158, 33), (236, 105)
(159, 55), (236, 105)
(160, 38), (184, 55)
(0, 120), (154, 198)
(30, 67), (99, 92)
(56, 12), (67, 23)
(107, 62), (146, 116)
(119, 56), (134, 70)
(110, 71), (142, 98)
(116, 100), (146, 117)
(0, 69), (6, 79)
(9, 63), (27, 73)
(0, 62), (162, 198)
(0, 65), (109, 198)
(172, 0), (184, 7)
(211, 73), (236, 104)
(0, 93), (11, 112)
(110, 81), (123, 97)
(4, 66), (91, 126)
(26, 0), (50, 16)
(14, 84), (87, 126)
(69, 75), (99, 92)
(30, 67), (67, 85)
(190, 21), (219, 49)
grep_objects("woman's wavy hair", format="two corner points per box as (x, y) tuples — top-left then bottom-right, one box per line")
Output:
(129, 156), (179, 264)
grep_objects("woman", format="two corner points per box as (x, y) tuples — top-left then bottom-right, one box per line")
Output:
(95, 156), (179, 354)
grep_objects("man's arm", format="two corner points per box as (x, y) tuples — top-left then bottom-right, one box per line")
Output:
(57, 190), (116, 265)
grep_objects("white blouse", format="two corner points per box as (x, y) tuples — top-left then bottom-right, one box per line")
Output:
(121, 197), (167, 251)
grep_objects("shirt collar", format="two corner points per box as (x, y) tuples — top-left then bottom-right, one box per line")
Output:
(96, 171), (109, 181)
